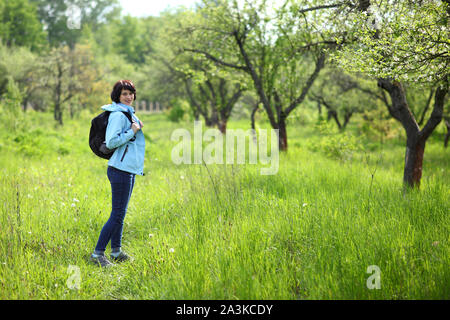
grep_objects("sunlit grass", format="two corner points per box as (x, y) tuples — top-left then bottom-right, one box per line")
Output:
(0, 110), (448, 299)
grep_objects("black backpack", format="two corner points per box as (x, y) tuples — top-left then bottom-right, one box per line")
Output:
(89, 111), (133, 159)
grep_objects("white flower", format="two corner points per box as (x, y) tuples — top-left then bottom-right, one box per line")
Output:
(302, 203), (308, 207)
(149, 233), (154, 238)
(169, 248), (175, 253)
(180, 175), (184, 180)
(71, 203), (76, 207)
(73, 198), (79, 203)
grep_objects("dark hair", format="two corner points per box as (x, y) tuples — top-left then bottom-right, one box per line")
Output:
(110, 80), (137, 103)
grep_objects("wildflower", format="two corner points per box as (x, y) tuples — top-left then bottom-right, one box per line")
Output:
(180, 175), (184, 180)
(169, 248), (175, 253)
(71, 203), (76, 208)
(149, 233), (154, 238)
(73, 198), (79, 203)
(302, 203), (308, 207)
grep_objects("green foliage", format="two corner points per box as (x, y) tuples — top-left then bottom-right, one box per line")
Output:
(331, 0), (449, 84)
(111, 15), (158, 65)
(0, 43), (40, 105)
(306, 120), (364, 161)
(166, 99), (188, 123)
(358, 108), (403, 144)
(0, 0), (47, 52)
(30, 0), (120, 49)
(1, 79), (24, 130)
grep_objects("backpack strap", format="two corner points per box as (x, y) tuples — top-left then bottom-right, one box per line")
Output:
(121, 111), (133, 123)
(121, 111), (136, 141)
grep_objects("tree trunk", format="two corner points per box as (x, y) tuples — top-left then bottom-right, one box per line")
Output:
(317, 101), (323, 120)
(54, 63), (63, 125)
(251, 103), (259, 144)
(330, 110), (342, 129)
(342, 111), (353, 129)
(218, 120), (227, 134)
(278, 115), (288, 151)
(444, 119), (450, 148)
(378, 78), (447, 189)
(204, 117), (213, 127)
(404, 135), (425, 188)
(22, 97), (29, 112)
(54, 102), (63, 126)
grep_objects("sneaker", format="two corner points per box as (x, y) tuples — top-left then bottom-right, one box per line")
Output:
(110, 251), (133, 263)
(89, 254), (115, 268)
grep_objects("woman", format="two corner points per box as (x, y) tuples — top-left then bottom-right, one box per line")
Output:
(90, 80), (145, 267)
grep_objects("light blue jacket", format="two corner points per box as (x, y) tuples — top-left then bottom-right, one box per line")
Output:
(101, 102), (146, 176)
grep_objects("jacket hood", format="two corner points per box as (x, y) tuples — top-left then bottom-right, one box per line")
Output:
(101, 102), (135, 113)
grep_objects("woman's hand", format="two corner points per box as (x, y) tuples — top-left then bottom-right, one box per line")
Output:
(131, 121), (141, 134)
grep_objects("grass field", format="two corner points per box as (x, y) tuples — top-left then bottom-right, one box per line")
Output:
(0, 108), (448, 299)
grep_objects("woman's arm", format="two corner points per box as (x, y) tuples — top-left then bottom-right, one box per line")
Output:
(105, 112), (135, 149)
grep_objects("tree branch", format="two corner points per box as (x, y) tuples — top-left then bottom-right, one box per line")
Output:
(183, 48), (249, 71)
(378, 78), (420, 134)
(420, 82), (448, 140)
(417, 87), (435, 126)
(285, 52), (326, 116)
(298, 3), (344, 14)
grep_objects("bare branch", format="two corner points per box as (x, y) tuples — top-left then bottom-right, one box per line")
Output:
(183, 48), (249, 71)
(298, 3), (344, 14)
(420, 82), (448, 140)
(285, 52), (326, 116)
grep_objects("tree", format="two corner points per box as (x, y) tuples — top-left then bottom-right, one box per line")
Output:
(309, 68), (377, 130)
(31, 0), (120, 49)
(0, 43), (43, 111)
(0, 0), (47, 52)
(183, 63), (245, 133)
(40, 44), (98, 125)
(333, 0), (449, 188)
(112, 15), (160, 65)
(147, 10), (246, 132)
(180, 0), (342, 150)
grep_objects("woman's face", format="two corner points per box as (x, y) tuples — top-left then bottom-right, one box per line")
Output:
(119, 89), (134, 106)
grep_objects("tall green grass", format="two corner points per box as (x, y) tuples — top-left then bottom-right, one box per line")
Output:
(0, 109), (448, 299)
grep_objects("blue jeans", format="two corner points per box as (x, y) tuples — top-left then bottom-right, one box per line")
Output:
(94, 166), (135, 253)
